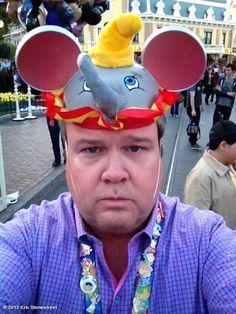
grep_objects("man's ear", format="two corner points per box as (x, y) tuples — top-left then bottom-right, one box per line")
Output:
(219, 140), (228, 150)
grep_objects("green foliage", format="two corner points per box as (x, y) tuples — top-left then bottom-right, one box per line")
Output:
(0, 4), (11, 40)
(0, 41), (16, 59)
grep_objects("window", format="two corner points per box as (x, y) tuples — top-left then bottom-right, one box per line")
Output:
(79, 32), (84, 44)
(133, 33), (139, 43)
(222, 32), (226, 45)
(204, 31), (212, 44)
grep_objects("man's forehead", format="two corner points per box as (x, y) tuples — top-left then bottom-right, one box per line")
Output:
(66, 122), (158, 140)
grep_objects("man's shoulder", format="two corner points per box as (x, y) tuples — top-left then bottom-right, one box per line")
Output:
(18, 192), (72, 219)
(187, 155), (212, 178)
(189, 152), (220, 177)
(0, 192), (75, 238)
(188, 85), (196, 92)
(233, 78), (236, 90)
(161, 194), (219, 223)
(220, 76), (236, 85)
(161, 194), (225, 235)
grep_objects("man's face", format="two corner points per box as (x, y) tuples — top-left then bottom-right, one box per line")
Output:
(224, 142), (236, 165)
(65, 123), (162, 237)
(225, 67), (234, 78)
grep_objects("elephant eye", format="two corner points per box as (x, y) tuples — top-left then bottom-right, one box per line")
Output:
(124, 75), (139, 90)
(83, 81), (91, 92)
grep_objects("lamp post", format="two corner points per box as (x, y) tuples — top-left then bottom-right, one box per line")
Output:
(12, 83), (25, 121)
(0, 132), (7, 212)
(25, 85), (37, 120)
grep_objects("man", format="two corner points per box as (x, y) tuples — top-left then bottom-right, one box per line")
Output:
(203, 67), (214, 105)
(212, 63), (236, 125)
(170, 92), (184, 117)
(1, 14), (236, 313)
(184, 120), (236, 229)
(41, 92), (66, 167)
(186, 79), (203, 149)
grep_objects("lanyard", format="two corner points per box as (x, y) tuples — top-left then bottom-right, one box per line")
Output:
(79, 204), (164, 313)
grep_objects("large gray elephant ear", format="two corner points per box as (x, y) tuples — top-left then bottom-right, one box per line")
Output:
(142, 25), (206, 92)
(15, 25), (82, 91)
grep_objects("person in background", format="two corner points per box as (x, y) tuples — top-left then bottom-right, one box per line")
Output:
(186, 78), (204, 149)
(184, 120), (236, 229)
(41, 92), (65, 167)
(0, 69), (9, 92)
(170, 92), (184, 117)
(12, 69), (22, 91)
(212, 67), (220, 104)
(213, 63), (236, 125)
(203, 67), (214, 105)
(181, 89), (188, 108)
(170, 100), (179, 117)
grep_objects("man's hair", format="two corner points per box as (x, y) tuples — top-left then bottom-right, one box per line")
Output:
(156, 116), (166, 142)
(157, 116), (166, 157)
(209, 141), (221, 150)
(208, 120), (236, 150)
(226, 63), (235, 71)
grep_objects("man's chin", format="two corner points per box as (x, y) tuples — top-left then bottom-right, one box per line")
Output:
(101, 226), (132, 237)
(91, 215), (147, 238)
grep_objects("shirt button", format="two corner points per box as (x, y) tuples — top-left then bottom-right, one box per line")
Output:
(114, 296), (121, 304)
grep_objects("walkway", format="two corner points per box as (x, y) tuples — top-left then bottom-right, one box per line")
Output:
(0, 112), (65, 222)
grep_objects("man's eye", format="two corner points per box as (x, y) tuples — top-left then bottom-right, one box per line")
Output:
(128, 146), (142, 152)
(82, 147), (100, 153)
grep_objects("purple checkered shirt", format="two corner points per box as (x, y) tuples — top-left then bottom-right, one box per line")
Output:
(0, 192), (236, 313)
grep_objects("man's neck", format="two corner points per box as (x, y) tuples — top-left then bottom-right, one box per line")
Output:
(82, 213), (154, 282)
(101, 234), (130, 282)
(82, 220), (131, 282)
(225, 74), (234, 80)
(208, 149), (230, 166)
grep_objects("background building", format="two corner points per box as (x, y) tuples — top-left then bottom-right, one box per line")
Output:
(2, 0), (236, 65)
(83, 0), (236, 65)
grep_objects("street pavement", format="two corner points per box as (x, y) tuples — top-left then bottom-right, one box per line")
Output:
(0, 111), (66, 222)
(0, 98), (236, 223)
(163, 98), (236, 199)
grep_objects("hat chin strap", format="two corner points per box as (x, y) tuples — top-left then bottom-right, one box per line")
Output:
(152, 156), (162, 203)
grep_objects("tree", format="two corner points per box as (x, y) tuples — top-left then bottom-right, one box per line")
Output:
(0, 41), (16, 59)
(0, 4), (11, 41)
(0, 3), (17, 60)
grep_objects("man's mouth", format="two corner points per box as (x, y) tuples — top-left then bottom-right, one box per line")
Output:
(98, 197), (131, 206)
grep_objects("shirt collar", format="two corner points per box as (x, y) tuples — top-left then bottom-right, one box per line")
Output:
(204, 149), (230, 176)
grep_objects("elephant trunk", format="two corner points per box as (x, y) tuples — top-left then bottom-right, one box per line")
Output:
(78, 53), (121, 120)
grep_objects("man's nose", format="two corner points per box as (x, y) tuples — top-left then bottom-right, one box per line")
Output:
(101, 153), (129, 183)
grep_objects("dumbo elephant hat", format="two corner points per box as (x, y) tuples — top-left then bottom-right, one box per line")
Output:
(16, 13), (206, 130)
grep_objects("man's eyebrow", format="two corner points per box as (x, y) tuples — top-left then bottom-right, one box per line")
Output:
(74, 136), (154, 145)
(123, 136), (154, 144)
(74, 139), (104, 146)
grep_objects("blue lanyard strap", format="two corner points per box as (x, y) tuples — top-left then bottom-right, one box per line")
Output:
(79, 203), (164, 314)
(133, 206), (164, 313)
(80, 243), (102, 313)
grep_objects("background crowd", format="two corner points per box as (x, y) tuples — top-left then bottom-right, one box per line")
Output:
(0, 59), (27, 93)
